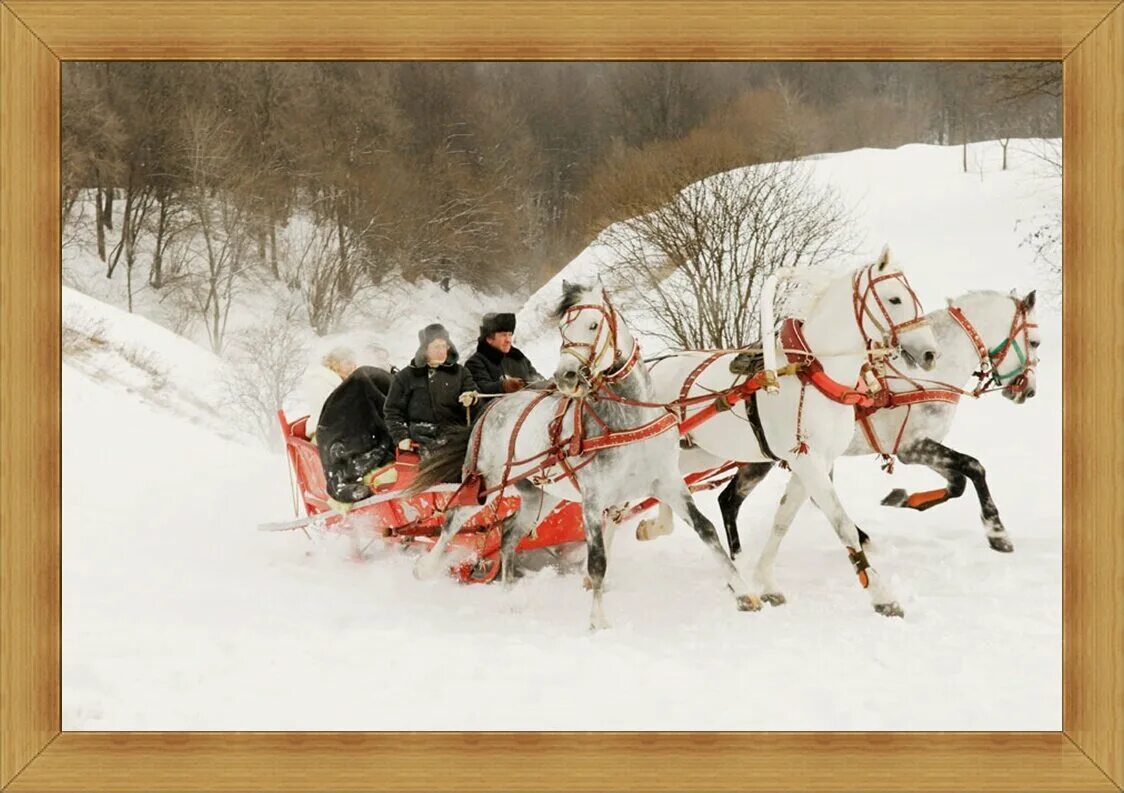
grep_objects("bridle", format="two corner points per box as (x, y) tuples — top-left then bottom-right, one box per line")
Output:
(851, 262), (929, 352)
(948, 296), (1038, 397)
(558, 291), (640, 391)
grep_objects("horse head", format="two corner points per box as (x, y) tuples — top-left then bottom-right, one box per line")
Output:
(1000, 289), (1040, 403)
(850, 246), (941, 371)
(552, 280), (637, 398)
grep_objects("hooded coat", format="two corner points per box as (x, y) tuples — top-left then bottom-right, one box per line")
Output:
(315, 366), (395, 502)
(383, 324), (477, 447)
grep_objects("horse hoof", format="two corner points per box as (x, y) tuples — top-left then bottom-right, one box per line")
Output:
(988, 535), (1015, 553)
(881, 489), (908, 508)
(736, 594), (763, 612)
(874, 601), (905, 618)
(582, 575), (593, 590)
(761, 592), (787, 607)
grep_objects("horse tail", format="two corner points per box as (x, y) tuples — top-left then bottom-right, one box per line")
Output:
(407, 427), (472, 495)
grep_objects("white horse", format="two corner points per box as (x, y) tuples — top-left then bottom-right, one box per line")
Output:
(409, 281), (761, 630)
(642, 249), (941, 617)
(708, 288), (1040, 577)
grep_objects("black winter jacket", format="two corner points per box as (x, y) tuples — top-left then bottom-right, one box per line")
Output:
(384, 345), (477, 446)
(464, 339), (545, 395)
(315, 366), (395, 502)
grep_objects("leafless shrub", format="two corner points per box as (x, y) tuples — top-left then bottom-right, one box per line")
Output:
(603, 158), (856, 350)
(221, 309), (308, 446)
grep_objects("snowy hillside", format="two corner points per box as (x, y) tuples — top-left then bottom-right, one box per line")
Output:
(517, 139), (1060, 367)
(64, 139), (1061, 731)
(63, 206), (525, 427)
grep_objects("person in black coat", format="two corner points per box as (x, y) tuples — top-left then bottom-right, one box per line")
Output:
(383, 323), (479, 455)
(464, 312), (545, 395)
(315, 365), (396, 503)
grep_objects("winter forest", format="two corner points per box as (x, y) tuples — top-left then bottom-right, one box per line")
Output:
(63, 61), (1059, 327)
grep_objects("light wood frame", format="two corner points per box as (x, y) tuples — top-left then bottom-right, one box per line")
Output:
(2, 2), (1120, 790)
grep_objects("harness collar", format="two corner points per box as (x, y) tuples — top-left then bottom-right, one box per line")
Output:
(781, 318), (875, 408)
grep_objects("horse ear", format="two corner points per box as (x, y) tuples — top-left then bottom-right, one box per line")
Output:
(876, 245), (892, 272)
(1023, 289), (1037, 309)
(562, 279), (571, 292)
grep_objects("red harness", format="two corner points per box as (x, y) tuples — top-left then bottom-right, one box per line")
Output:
(855, 299), (1038, 465)
(780, 318), (876, 408)
(464, 292), (678, 499)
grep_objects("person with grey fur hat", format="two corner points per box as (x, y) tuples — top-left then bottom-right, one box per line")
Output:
(464, 312), (545, 395)
(383, 323), (479, 458)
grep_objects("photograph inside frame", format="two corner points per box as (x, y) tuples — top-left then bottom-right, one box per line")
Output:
(60, 62), (1061, 731)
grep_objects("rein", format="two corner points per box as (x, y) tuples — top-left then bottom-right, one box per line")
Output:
(857, 296), (1038, 467)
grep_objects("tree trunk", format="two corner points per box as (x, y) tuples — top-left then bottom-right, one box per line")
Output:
(103, 187), (115, 230)
(268, 219), (279, 281)
(126, 253), (135, 313)
(150, 194), (168, 289)
(335, 204), (353, 299)
(96, 187), (107, 262)
(106, 189), (134, 279)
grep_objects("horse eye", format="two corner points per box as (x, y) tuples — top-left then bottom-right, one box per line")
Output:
(589, 322), (598, 331)
(1030, 340), (1040, 348)
(888, 297), (903, 306)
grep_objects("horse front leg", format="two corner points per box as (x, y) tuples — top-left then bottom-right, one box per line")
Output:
(716, 462), (774, 558)
(787, 454), (904, 618)
(659, 482), (762, 612)
(582, 502), (611, 631)
(751, 472), (808, 606)
(887, 438), (1013, 553)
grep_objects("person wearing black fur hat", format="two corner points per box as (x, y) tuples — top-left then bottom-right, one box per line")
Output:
(465, 312), (545, 395)
(384, 323), (479, 457)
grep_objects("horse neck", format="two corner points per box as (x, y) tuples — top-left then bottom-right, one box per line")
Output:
(893, 308), (980, 390)
(597, 332), (661, 427)
(799, 273), (867, 382)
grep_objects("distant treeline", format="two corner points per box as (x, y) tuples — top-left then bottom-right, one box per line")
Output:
(63, 61), (1059, 316)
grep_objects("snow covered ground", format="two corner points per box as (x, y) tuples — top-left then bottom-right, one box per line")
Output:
(63, 139), (1061, 731)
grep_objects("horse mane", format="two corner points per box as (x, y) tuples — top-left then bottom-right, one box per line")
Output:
(783, 269), (839, 318)
(552, 281), (590, 319)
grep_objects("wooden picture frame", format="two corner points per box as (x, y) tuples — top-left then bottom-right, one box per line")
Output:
(1, 2), (1120, 790)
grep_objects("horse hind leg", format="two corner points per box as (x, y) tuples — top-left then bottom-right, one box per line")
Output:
(661, 483), (762, 612)
(635, 502), (673, 541)
(414, 505), (475, 581)
(887, 438), (1012, 552)
(500, 482), (559, 588)
(717, 462), (773, 558)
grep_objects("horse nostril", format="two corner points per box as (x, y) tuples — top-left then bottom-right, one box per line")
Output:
(923, 350), (938, 367)
(1026, 388), (1037, 399)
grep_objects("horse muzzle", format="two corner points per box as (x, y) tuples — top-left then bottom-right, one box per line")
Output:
(555, 367), (590, 398)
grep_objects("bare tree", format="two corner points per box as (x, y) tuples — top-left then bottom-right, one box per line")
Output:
(221, 307), (308, 447)
(281, 211), (376, 335)
(171, 106), (258, 353)
(603, 159), (855, 349)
